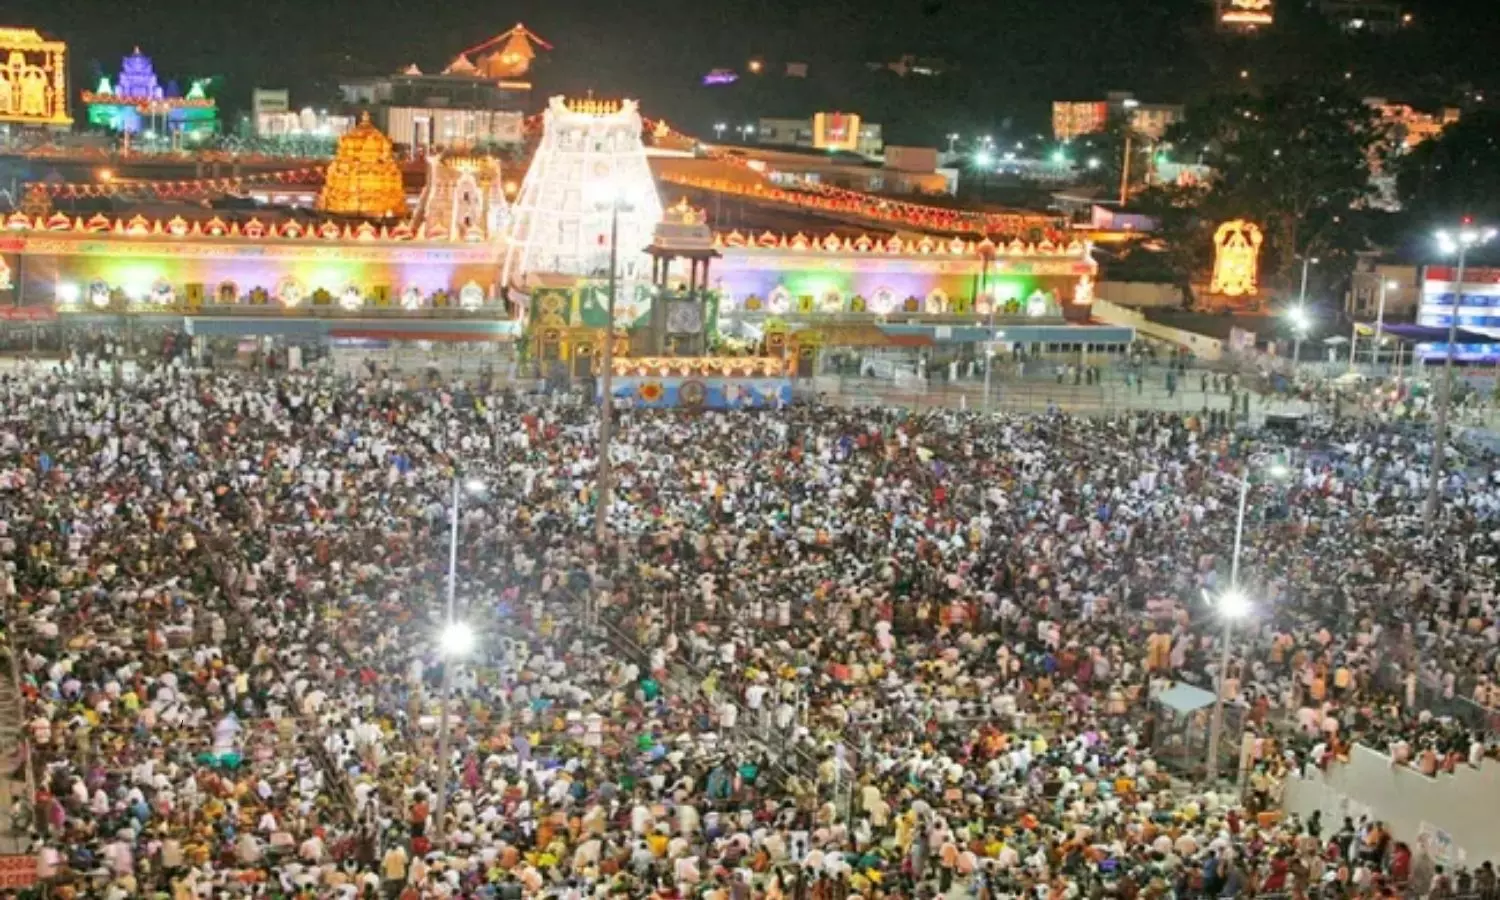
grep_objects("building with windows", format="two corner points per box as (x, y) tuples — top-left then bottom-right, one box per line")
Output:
(755, 113), (882, 157)
(1052, 94), (1183, 140)
(337, 24), (545, 151)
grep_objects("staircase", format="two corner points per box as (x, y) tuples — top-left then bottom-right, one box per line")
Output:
(0, 642), (33, 854)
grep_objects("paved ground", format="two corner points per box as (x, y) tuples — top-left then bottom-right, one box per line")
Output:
(0, 646), (29, 854)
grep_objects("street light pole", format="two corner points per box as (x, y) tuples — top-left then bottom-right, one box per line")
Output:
(432, 475), (461, 847)
(1374, 278), (1394, 369)
(1425, 228), (1495, 522)
(595, 199), (621, 548)
(1205, 475), (1251, 782)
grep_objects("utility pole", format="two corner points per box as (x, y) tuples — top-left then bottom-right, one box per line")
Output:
(1425, 226), (1496, 522)
(595, 200), (621, 547)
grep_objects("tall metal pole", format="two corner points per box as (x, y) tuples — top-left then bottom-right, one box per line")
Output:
(981, 251), (994, 411)
(1425, 245), (1468, 524)
(1206, 474), (1251, 782)
(595, 201), (620, 547)
(1373, 279), (1390, 370)
(432, 476), (460, 846)
(1118, 130), (1132, 207)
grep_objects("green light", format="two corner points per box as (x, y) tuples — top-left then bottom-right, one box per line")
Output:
(1051, 150), (1069, 165)
(95, 77), (113, 96)
(974, 150), (994, 168)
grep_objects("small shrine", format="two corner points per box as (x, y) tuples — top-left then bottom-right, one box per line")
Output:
(316, 112), (408, 219)
(643, 198), (721, 355)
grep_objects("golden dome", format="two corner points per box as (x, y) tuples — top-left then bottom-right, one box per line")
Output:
(316, 112), (407, 218)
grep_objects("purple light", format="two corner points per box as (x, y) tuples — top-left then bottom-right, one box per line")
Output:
(702, 69), (739, 86)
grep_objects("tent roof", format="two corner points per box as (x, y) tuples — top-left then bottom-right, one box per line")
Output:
(1156, 682), (1217, 713)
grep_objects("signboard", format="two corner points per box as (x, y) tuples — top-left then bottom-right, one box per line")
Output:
(0, 855), (38, 889)
(1417, 265), (1500, 362)
(812, 112), (861, 152)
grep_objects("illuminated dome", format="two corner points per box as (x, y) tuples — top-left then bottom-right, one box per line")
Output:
(316, 112), (407, 218)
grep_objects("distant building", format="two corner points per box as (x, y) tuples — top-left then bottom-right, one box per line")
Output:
(877, 55), (953, 77)
(757, 113), (882, 157)
(252, 89), (354, 139)
(1365, 98), (1459, 151)
(1318, 0), (1407, 33)
(1216, 0), (1274, 31)
(1347, 254), (1420, 319)
(337, 24), (545, 151)
(1052, 102), (1109, 141)
(1052, 94), (1184, 141)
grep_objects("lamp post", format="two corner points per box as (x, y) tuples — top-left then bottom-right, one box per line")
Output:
(1425, 225), (1498, 524)
(946, 132), (960, 155)
(592, 186), (633, 549)
(714, 122), (726, 141)
(1374, 278), (1398, 369)
(432, 475), (483, 847)
(1204, 458), (1288, 781)
(1287, 306), (1311, 368)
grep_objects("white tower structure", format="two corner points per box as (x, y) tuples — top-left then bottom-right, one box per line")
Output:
(501, 96), (663, 289)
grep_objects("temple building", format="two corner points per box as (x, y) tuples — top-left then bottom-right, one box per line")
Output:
(337, 24), (545, 151)
(501, 96), (663, 290)
(81, 47), (217, 138)
(315, 113), (408, 219)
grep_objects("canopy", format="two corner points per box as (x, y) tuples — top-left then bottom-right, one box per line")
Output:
(1155, 682), (1217, 714)
(1375, 323), (1500, 344)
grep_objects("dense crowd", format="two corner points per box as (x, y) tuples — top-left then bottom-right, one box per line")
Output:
(1, 358), (1499, 900)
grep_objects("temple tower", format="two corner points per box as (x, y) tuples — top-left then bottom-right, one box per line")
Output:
(500, 96), (662, 289)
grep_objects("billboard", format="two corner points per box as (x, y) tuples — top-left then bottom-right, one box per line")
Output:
(812, 112), (861, 152)
(1417, 265), (1500, 361)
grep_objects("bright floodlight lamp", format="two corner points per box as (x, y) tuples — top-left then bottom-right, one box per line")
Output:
(1267, 462), (1291, 480)
(1218, 589), (1252, 620)
(1287, 306), (1311, 334)
(463, 477), (486, 495)
(440, 621), (475, 658)
(974, 150), (994, 168)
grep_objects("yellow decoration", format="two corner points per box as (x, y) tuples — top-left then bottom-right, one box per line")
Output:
(1210, 219), (1263, 298)
(315, 112), (407, 219)
(0, 27), (72, 126)
(563, 97), (621, 116)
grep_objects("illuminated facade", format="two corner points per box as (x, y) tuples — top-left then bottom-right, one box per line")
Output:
(1209, 220), (1264, 297)
(82, 48), (217, 137)
(414, 154), (509, 240)
(1052, 102), (1109, 141)
(0, 27), (71, 127)
(501, 96), (663, 289)
(1217, 0), (1274, 30)
(316, 113), (408, 219)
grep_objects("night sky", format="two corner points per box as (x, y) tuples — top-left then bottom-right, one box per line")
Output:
(9, 0), (1500, 144)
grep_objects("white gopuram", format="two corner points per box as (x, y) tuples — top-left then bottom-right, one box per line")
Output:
(500, 96), (664, 290)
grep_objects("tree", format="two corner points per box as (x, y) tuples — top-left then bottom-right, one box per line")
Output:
(1163, 85), (1392, 292)
(1396, 110), (1500, 230)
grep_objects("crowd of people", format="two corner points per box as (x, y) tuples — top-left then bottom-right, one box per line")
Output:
(1, 355), (1499, 900)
